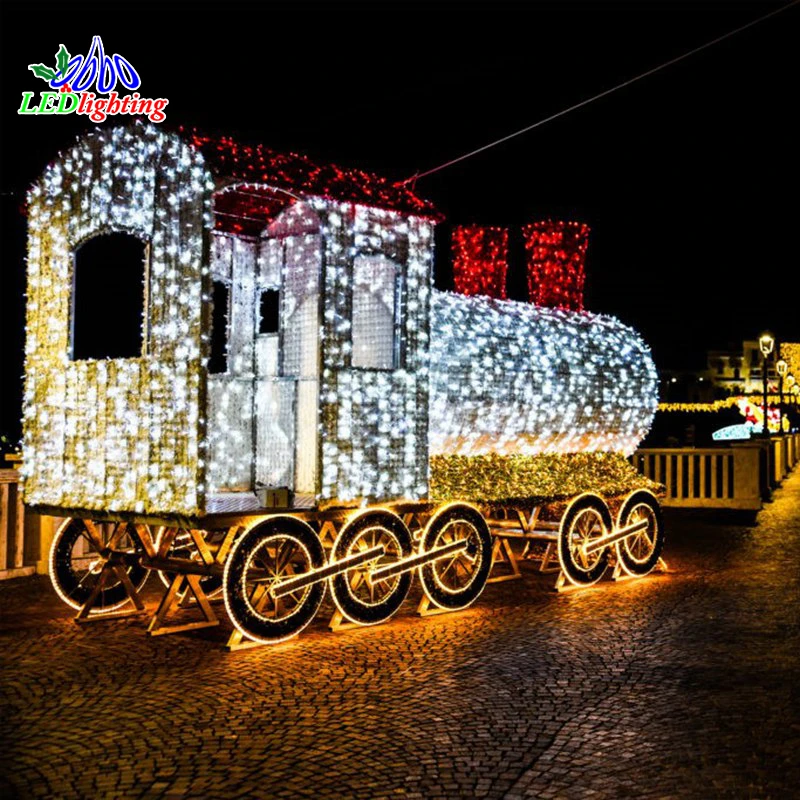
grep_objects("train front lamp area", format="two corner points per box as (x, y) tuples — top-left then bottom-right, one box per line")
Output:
(759, 333), (775, 439)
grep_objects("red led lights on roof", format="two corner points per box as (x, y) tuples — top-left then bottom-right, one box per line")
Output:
(184, 129), (439, 234)
(523, 220), (589, 312)
(451, 226), (509, 299)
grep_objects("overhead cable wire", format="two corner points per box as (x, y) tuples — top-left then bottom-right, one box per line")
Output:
(400, 0), (799, 184)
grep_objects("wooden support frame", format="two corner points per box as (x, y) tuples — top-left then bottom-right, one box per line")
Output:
(145, 525), (240, 635)
(148, 573), (219, 636)
(487, 536), (522, 583)
(74, 522), (149, 623)
(74, 564), (147, 623)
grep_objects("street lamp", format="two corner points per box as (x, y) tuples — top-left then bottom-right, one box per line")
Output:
(776, 359), (788, 433)
(759, 333), (774, 437)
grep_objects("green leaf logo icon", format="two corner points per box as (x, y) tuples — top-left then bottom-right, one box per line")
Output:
(28, 64), (56, 81)
(28, 44), (71, 84)
(55, 44), (70, 76)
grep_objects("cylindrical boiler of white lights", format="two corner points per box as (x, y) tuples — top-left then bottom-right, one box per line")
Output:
(428, 290), (658, 456)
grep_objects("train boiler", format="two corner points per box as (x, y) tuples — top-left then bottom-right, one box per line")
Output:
(22, 124), (664, 647)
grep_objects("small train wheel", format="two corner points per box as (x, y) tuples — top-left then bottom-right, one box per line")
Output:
(558, 494), (613, 586)
(154, 527), (223, 599)
(223, 516), (325, 644)
(615, 490), (665, 577)
(329, 509), (413, 626)
(49, 518), (149, 612)
(419, 503), (493, 611)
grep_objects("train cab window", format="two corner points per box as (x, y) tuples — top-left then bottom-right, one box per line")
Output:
(258, 289), (280, 335)
(208, 281), (230, 374)
(71, 233), (148, 360)
(352, 255), (399, 370)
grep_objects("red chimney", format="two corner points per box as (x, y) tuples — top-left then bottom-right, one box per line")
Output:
(451, 225), (509, 300)
(522, 220), (589, 311)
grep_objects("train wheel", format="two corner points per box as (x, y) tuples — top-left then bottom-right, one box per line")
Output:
(154, 527), (223, 599)
(329, 509), (413, 626)
(615, 490), (665, 577)
(419, 503), (493, 611)
(222, 516), (325, 644)
(49, 518), (149, 612)
(558, 493), (613, 586)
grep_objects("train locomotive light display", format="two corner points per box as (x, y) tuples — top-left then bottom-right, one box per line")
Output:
(24, 125), (665, 648)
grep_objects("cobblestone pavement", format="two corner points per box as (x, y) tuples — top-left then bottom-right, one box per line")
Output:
(2, 474), (799, 800)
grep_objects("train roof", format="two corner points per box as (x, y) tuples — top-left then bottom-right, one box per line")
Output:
(184, 128), (440, 234)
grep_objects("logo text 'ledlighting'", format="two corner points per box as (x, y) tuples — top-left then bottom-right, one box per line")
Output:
(19, 37), (168, 123)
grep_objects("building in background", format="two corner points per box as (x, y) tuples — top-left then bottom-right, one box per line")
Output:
(660, 340), (783, 402)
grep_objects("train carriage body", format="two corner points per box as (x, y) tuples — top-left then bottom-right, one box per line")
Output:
(23, 125), (664, 646)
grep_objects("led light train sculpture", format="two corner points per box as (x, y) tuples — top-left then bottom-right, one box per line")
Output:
(24, 125), (664, 647)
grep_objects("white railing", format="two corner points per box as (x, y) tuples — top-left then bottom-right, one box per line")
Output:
(634, 433), (800, 510)
(0, 468), (36, 579)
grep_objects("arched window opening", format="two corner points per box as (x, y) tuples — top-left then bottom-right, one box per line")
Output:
(71, 233), (148, 361)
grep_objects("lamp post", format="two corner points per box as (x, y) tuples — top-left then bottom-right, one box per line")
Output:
(776, 359), (788, 434)
(759, 333), (774, 438)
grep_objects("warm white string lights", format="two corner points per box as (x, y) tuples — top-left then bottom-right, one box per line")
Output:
(23, 125), (212, 515)
(23, 125), (657, 518)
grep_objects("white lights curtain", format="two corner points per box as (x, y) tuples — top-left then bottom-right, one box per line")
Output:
(352, 255), (397, 370)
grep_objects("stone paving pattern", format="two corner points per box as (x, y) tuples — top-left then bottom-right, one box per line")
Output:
(2, 472), (800, 799)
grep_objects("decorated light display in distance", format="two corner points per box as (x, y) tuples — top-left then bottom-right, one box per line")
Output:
(451, 225), (508, 299)
(779, 343), (800, 379)
(523, 220), (589, 312)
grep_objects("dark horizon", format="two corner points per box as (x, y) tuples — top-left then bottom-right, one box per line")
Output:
(2, 0), (798, 442)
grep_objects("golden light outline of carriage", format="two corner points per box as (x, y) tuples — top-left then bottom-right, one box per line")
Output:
(23, 125), (665, 648)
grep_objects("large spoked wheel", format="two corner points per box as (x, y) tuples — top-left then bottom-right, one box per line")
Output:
(419, 503), (493, 611)
(329, 509), (413, 626)
(49, 518), (149, 612)
(154, 527), (223, 599)
(558, 494), (614, 586)
(223, 516), (326, 644)
(615, 490), (665, 576)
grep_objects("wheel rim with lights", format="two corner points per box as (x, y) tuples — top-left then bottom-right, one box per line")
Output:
(154, 527), (223, 599)
(329, 509), (413, 626)
(222, 516), (325, 644)
(49, 518), (149, 612)
(615, 490), (664, 576)
(558, 494), (613, 586)
(418, 504), (493, 611)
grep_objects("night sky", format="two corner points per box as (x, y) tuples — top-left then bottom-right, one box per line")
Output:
(1, 1), (798, 441)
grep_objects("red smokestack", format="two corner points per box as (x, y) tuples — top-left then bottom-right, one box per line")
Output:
(522, 220), (589, 311)
(451, 225), (509, 300)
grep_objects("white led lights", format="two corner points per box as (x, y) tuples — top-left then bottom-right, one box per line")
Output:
(428, 291), (658, 457)
(23, 125), (657, 520)
(23, 125), (211, 515)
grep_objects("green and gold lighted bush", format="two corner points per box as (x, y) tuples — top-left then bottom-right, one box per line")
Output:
(429, 451), (661, 505)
